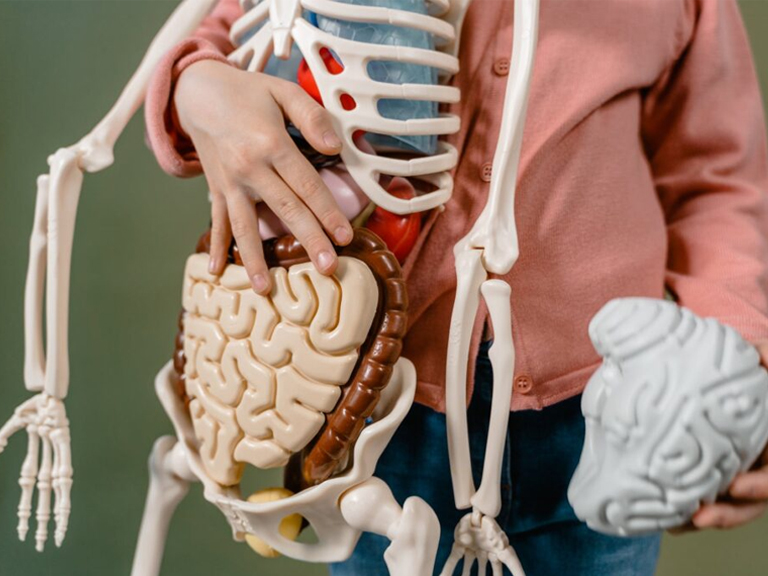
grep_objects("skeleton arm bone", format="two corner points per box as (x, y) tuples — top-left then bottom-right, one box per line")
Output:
(471, 280), (514, 518)
(23, 178), (49, 393)
(28, 0), (220, 401)
(75, 0), (221, 172)
(454, 0), (539, 274)
(2, 0), (220, 552)
(445, 0), (540, 509)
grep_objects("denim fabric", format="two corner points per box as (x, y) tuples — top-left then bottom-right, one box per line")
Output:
(329, 341), (662, 576)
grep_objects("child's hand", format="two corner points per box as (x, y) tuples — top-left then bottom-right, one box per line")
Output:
(174, 59), (353, 294)
(672, 339), (768, 533)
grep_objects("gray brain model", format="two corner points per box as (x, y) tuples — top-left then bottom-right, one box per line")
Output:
(568, 298), (768, 536)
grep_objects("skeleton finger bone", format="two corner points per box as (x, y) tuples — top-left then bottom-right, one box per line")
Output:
(0, 412), (28, 453)
(476, 554), (488, 576)
(461, 550), (476, 576)
(498, 543), (526, 576)
(34, 428), (53, 552)
(442, 512), (526, 576)
(17, 425), (40, 542)
(50, 426), (73, 547)
(440, 544), (463, 576)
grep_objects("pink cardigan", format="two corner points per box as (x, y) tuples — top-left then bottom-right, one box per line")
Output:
(145, 0), (768, 412)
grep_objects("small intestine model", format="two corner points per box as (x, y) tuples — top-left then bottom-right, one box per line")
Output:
(1, 1), (767, 576)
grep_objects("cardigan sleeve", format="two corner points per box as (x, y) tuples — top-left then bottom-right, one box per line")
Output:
(641, 0), (768, 341)
(144, 0), (243, 177)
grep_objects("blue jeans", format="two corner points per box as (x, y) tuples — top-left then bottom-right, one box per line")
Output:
(330, 341), (661, 575)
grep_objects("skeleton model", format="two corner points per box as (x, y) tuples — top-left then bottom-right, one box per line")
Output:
(1, 1), (767, 575)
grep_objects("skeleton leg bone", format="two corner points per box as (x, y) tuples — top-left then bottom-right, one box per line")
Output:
(130, 436), (196, 576)
(340, 477), (440, 576)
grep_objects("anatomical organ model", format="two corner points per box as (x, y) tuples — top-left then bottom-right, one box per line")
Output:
(2, 1), (768, 576)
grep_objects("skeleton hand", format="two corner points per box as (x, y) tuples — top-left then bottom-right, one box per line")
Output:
(0, 394), (72, 551)
(440, 511), (525, 576)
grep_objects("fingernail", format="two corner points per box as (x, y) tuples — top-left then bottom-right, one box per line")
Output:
(323, 131), (342, 150)
(335, 225), (353, 244)
(251, 273), (269, 293)
(318, 250), (335, 271)
(208, 257), (218, 274)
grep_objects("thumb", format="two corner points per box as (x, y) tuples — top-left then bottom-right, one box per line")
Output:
(270, 80), (343, 155)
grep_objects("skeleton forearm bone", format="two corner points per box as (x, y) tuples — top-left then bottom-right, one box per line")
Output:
(2, 0), (220, 553)
(23, 178), (49, 393)
(471, 280), (514, 518)
(23, 0), (218, 400)
(446, 0), (540, 510)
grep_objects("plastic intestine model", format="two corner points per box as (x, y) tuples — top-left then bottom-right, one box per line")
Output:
(2, 2), (768, 576)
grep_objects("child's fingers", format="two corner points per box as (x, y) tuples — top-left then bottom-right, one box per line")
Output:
(272, 151), (352, 246)
(270, 80), (342, 156)
(226, 192), (270, 295)
(209, 192), (232, 275)
(728, 466), (768, 501)
(692, 500), (768, 529)
(256, 170), (338, 276)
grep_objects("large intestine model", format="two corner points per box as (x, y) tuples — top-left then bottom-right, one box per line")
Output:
(2, 1), (768, 576)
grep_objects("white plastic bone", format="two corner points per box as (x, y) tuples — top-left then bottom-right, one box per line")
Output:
(0, 393), (71, 551)
(568, 298), (768, 536)
(471, 280), (514, 518)
(127, 358), (439, 576)
(440, 511), (525, 576)
(453, 0), (538, 274)
(442, 0), (539, 573)
(0, 0), (225, 551)
(446, 0), (539, 511)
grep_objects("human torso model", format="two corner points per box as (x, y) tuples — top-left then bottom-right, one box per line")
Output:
(2, 1), (768, 576)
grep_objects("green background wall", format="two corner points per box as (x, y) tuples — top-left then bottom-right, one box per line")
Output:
(1, 1), (767, 575)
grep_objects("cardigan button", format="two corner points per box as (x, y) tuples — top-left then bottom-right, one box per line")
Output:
(514, 375), (533, 394)
(493, 58), (511, 76)
(480, 162), (493, 182)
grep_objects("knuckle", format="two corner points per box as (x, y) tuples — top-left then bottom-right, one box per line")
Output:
(274, 195), (304, 223)
(298, 175), (326, 202)
(304, 233), (330, 256)
(228, 148), (257, 179)
(252, 132), (284, 155)
(229, 216), (251, 239)
(303, 104), (329, 129)
(210, 220), (229, 238)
